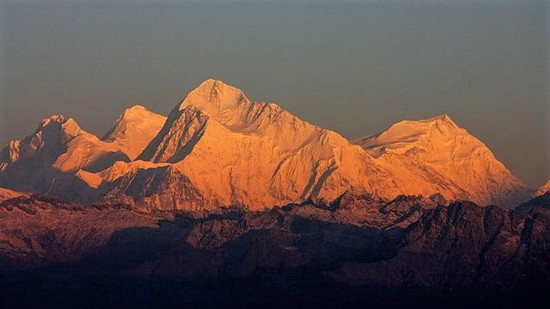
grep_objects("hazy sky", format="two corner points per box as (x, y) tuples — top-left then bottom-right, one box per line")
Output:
(1, 0), (548, 187)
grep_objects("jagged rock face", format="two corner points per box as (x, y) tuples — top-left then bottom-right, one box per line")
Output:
(329, 202), (550, 289)
(0, 79), (532, 210)
(101, 165), (206, 211)
(0, 195), (160, 269)
(0, 195), (548, 307)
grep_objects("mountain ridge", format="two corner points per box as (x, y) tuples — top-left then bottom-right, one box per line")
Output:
(535, 179), (550, 197)
(352, 112), (529, 207)
(0, 79), (532, 210)
(1, 192), (548, 307)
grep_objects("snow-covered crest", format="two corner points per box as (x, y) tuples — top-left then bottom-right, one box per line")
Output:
(0, 79), (532, 210)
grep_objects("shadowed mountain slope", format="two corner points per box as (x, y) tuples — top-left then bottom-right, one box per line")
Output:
(0, 193), (548, 307)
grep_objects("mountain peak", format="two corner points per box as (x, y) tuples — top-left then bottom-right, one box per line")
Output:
(401, 113), (458, 128)
(198, 78), (227, 89)
(116, 105), (164, 123)
(355, 114), (461, 150)
(39, 114), (66, 128)
(102, 105), (167, 160)
(123, 104), (149, 115)
(352, 113), (527, 207)
(36, 114), (81, 138)
(0, 82), (530, 210)
(178, 79), (248, 113)
(428, 113), (451, 121)
(424, 113), (458, 127)
(189, 79), (236, 99)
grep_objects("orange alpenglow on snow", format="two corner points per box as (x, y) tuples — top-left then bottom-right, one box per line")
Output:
(102, 105), (167, 160)
(0, 79), (531, 210)
(535, 179), (550, 197)
(0, 187), (29, 202)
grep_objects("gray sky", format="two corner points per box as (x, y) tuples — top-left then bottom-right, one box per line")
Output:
(1, 0), (548, 188)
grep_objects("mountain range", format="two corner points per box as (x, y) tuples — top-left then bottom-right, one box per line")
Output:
(1, 186), (548, 307)
(0, 79), (534, 211)
(1, 79), (548, 307)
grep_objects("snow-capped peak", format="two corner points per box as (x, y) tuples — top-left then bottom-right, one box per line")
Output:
(0, 113), (130, 193)
(122, 104), (150, 115)
(172, 79), (310, 137)
(352, 113), (528, 207)
(422, 113), (457, 126)
(0, 82), (532, 210)
(102, 105), (167, 160)
(353, 114), (460, 151)
(39, 114), (66, 128)
(35, 114), (82, 139)
(103, 105), (166, 140)
(177, 79), (249, 116)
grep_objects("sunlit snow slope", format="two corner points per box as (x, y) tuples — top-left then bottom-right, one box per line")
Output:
(0, 80), (531, 210)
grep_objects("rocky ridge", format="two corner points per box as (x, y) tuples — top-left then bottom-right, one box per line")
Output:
(0, 192), (547, 307)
